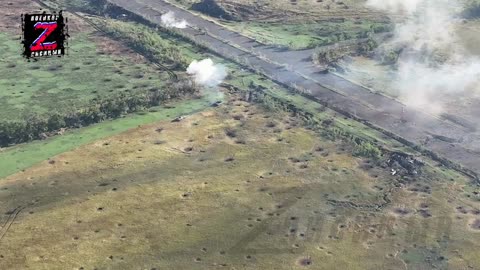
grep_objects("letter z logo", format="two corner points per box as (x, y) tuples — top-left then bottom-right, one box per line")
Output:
(21, 12), (68, 58)
(30, 22), (58, 51)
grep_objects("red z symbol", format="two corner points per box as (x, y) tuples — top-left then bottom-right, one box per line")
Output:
(30, 22), (58, 51)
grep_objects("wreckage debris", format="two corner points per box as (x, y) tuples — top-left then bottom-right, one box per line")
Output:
(211, 101), (222, 107)
(171, 116), (186, 123)
(386, 152), (424, 176)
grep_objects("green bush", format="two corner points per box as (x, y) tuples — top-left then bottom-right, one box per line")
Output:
(358, 36), (378, 54)
(381, 49), (400, 65)
(313, 49), (342, 64)
(353, 142), (382, 160)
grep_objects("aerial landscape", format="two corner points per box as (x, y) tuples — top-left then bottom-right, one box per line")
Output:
(0, 0), (479, 269)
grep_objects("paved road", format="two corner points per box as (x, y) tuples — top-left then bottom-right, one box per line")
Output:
(108, 0), (480, 177)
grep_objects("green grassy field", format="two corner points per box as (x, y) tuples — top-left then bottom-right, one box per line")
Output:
(168, 0), (390, 50)
(224, 20), (389, 50)
(0, 31), (171, 121)
(0, 88), (221, 179)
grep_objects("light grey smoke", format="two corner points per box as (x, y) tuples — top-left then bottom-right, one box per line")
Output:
(367, 0), (480, 113)
(161, 11), (188, 29)
(187, 59), (228, 87)
(366, 0), (423, 14)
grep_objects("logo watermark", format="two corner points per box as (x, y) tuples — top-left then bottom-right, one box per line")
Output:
(21, 11), (68, 59)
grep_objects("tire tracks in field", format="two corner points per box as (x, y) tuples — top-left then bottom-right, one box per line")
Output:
(0, 205), (26, 245)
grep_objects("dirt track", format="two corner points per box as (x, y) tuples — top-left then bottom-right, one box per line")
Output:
(107, 0), (480, 178)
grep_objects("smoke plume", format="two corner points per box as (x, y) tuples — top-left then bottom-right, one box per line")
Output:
(366, 0), (423, 15)
(187, 59), (228, 87)
(366, 0), (480, 113)
(161, 11), (188, 29)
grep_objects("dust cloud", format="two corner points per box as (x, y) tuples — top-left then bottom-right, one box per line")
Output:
(366, 0), (480, 114)
(161, 11), (189, 28)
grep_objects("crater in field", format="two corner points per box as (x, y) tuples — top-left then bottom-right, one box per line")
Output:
(470, 219), (480, 230)
(418, 209), (432, 218)
(392, 208), (411, 216)
(456, 206), (469, 214)
(297, 257), (312, 266)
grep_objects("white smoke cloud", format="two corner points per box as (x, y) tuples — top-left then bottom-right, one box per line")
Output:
(396, 59), (480, 114)
(366, 0), (480, 113)
(366, 0), (423, 15)
(187, 59), (228, 87)
(161, 11), (188, 29)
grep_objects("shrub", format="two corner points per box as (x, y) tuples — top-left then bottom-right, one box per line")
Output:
(353, 142), (382, 160)
(358, 36), (378, 54)
(381, 49), (400, 65)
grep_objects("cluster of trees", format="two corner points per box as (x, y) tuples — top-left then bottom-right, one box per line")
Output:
(313, 49), (343, 65)
(66, 0), (109, 14)
(305, 22), (392, 49)
(0, 80), (198, 147)
(313, 34), (381, 65)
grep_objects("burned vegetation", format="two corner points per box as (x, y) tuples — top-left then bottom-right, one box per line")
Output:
(386, 152), (424, 177)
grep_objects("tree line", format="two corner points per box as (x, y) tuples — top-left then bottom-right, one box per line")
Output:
(0, 80), (198, 147)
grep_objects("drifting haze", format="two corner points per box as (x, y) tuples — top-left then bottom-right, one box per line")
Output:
(187, 59), (228, 87)
(366, 0), (422, 14)
(366, 0), (480, 113)
(161, 11), (188, 28)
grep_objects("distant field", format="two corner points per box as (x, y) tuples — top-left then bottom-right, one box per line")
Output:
(223, 19), (388, 50)
(0, 30), (171, 121)
(170, 0), (390, 49)
(175, 0), (374, 17)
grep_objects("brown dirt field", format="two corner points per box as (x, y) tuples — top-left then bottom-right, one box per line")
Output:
(0, 96), (479, 269)
(0, 0), (90, 34)
(0, 0), (42, 34)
